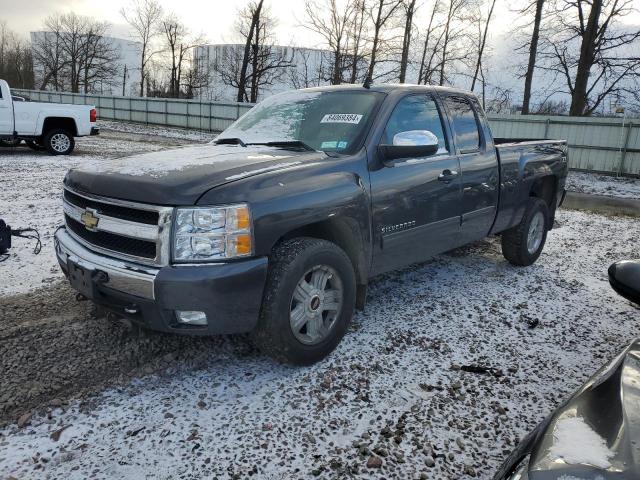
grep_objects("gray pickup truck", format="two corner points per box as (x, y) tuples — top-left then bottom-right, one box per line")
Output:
(55, 84), (568, 364)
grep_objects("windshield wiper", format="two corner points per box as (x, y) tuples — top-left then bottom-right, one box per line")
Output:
(214, 137), (247, 147)
(247, 141), (316, 152)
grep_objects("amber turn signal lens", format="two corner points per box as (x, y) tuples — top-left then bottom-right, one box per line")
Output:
(236, 206), (250, 230)
(227, 233), (252, 257)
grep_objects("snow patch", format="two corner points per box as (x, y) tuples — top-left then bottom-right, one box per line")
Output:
(566, 171), (640, 199)
(549, 416), (614, 469)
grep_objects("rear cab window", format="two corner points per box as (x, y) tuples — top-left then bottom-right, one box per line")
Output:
(443, 96), (482, 153)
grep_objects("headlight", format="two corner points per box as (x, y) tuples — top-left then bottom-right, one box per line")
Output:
(173, 204), (252, 262)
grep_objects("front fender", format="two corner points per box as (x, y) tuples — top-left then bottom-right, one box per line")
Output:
(197, 159), (372, 278)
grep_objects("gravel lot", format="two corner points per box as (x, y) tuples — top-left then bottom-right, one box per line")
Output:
(1, 123), (639, 479)
(566, 171), (640, 199)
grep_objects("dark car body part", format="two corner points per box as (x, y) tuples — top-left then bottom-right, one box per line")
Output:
(56, 84), (568, 335)
(494, 340), (640, 480)
(609, 260), (640, 306)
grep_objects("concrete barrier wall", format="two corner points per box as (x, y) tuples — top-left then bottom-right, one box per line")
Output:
(12, 89), (639, 176)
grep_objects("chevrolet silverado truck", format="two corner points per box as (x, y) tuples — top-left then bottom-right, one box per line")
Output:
(55, 84), (568, 364)
(0, 79), (99, 154)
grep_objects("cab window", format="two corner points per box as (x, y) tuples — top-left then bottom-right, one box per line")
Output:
(444, 96), (481, 153)
(382, 95), (448, 154)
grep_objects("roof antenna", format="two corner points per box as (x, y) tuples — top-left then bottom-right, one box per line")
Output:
(362, 74), (372, 89)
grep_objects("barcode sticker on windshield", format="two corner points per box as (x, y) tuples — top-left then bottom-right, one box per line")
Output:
(320, 114), (363, 124)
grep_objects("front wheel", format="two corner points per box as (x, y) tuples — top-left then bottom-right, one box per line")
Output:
(44, 129), (74, 155)
(501, 198), (550, 266)
(252, 238), (356, 365)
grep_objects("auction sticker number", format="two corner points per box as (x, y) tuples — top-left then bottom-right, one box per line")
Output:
(320, 114), (363, 124)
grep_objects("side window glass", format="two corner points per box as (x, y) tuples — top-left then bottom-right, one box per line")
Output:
(445, 96), (481, 152)
(383, 95), (448, 154)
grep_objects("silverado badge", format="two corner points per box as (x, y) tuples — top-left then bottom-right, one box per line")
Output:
(80, 208), (99, 231)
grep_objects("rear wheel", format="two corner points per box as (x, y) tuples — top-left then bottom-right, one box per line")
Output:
(44, 129), (74, 155)
(252, 238), (356, 365)
(501, 198), (550, 266)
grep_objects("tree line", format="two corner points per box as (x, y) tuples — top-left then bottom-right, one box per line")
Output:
(0, 0), (638, 115)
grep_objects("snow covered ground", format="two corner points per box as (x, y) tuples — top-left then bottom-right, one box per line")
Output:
(100, 120), (217, 143)
(0, 132), (187, 296)
(566, 171), (640, 199)
(1, 210), (639, 479)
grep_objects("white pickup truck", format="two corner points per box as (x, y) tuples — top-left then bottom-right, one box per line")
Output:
(0, 79), (99, 155)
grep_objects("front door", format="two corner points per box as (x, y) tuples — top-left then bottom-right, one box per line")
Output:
(370, 94), (463, 275)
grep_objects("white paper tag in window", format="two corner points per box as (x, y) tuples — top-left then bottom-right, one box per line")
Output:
(320, 114), (363, 124)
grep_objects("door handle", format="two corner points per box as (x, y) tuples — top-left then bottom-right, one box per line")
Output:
(438, 169), (458, 181)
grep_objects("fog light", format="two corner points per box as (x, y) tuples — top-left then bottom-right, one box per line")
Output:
(176, 310), (208, 326)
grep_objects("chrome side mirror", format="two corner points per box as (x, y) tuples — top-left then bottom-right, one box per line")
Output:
(379, 130), (439, 164)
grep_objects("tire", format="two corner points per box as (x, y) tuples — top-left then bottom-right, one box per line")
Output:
(43, 129), (74, 155)
(25, 139), (45, 151)
(252, 237), (356, 365)
(501, 197), (550, 266)
(0, 138), (21, 147)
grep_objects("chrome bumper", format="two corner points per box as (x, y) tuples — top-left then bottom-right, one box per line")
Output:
(55, 228), (158, 299)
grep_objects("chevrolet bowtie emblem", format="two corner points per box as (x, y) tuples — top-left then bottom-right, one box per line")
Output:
(80, 208), (99, 231)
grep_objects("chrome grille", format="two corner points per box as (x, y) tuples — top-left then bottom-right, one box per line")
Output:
(62, 187), (173, 266)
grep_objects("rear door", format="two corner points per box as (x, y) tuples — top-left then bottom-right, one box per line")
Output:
(441, 95), (499, 243)
(370, 93), (463, 275)
(0, 81), (13, 135)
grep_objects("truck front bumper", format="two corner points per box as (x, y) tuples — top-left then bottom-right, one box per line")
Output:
(54, 228), (268, 335)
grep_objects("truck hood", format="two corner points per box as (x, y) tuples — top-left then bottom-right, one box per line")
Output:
(64, 143), (326, 205)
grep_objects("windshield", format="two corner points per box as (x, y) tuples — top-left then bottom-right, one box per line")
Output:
(217, 90), (384, 154)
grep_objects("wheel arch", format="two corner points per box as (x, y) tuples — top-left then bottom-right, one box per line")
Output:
(529, 175), (558, 227)
(276, 216), (368, 287)
(42, 117), (78, 136)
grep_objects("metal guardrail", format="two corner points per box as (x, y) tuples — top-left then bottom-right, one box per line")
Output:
(11, 89), (640, 176)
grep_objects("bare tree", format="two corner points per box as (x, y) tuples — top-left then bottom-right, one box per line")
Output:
(366, 0), (404, 82)
(540, 0), (640, 115)
(469, 0), (497, 92)
(417, 0), (445, 84)
(32, 13), (119, 93)
(519, 0), (547, 114)
(288, 49), (328, 88)
(347, 0), (369, 83)
(121, 0), (163, 96)
(237, 0), (264, 101)
(160, 15), (205, 98)
(32, 19), (67, 90)
(216, 3), (293, 102)
(0, 22), (34, 89)
(304, 0), (356, 84)
(438, 0), (469, 86)
(399, 0), (417, 83)
(80, 23), (120, 93)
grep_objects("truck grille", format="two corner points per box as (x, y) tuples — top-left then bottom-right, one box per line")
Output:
(64, 190), (159, 225)
(65, 214), (157, 258)
(62, 187), (173, 266)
